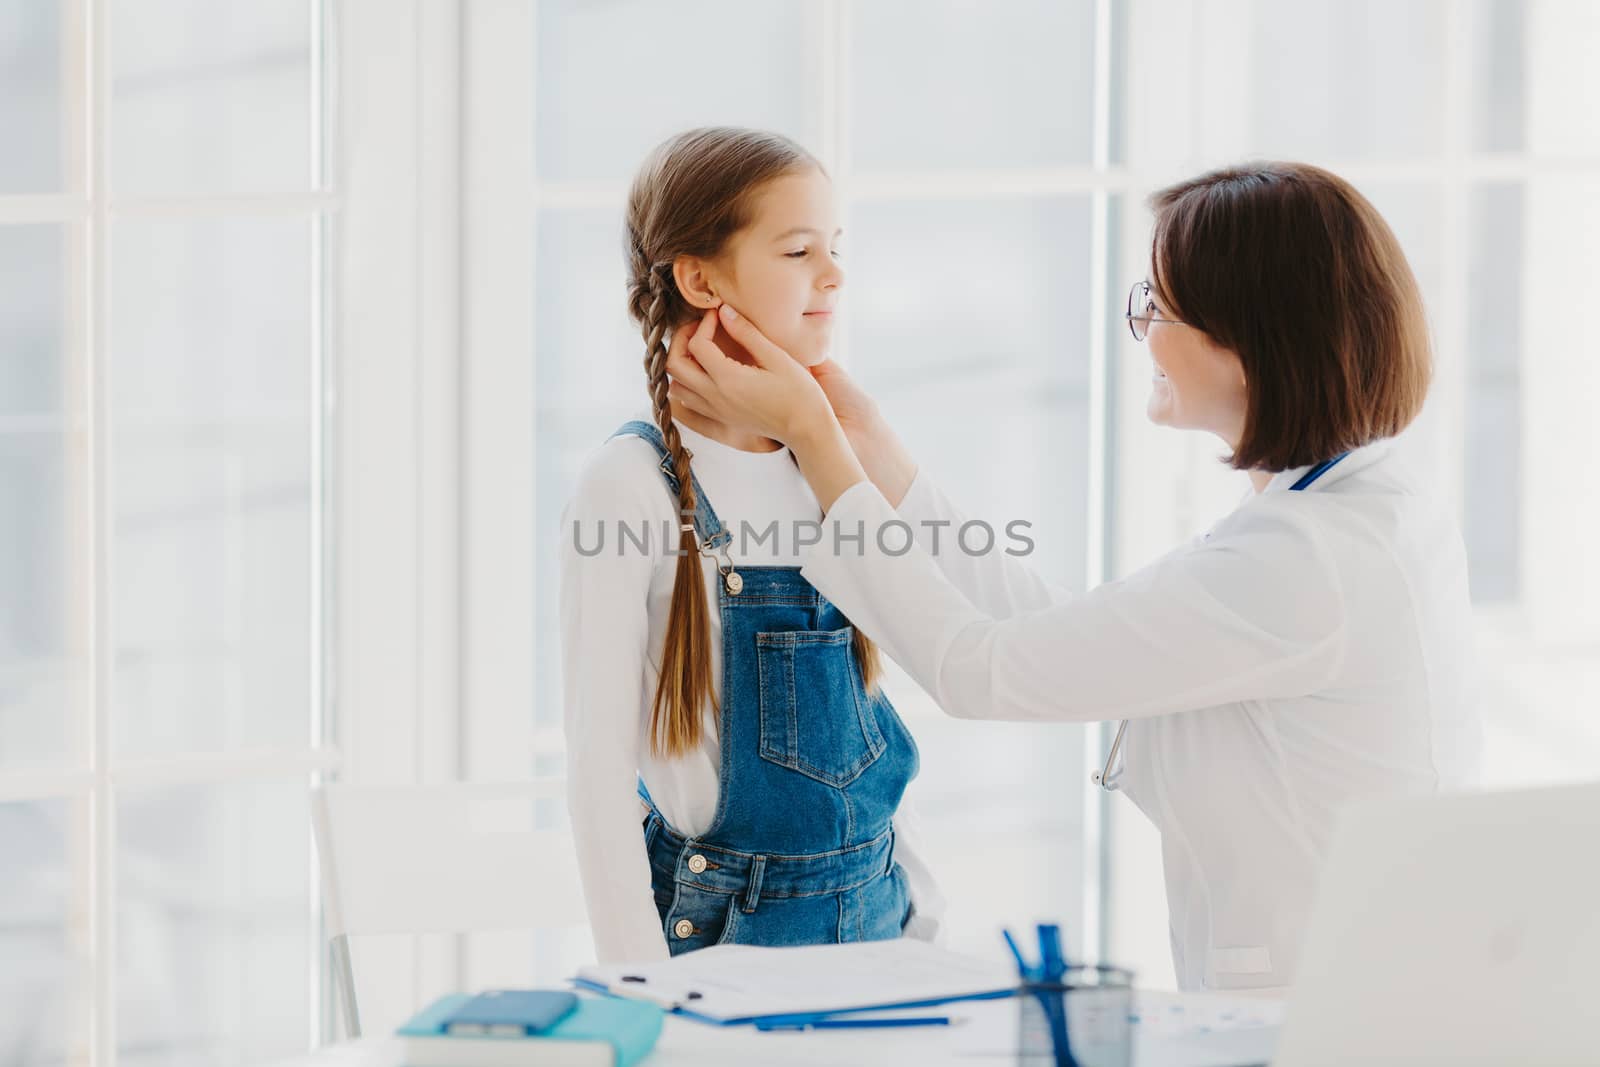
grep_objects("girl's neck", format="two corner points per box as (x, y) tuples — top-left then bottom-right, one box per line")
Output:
(669, 399), (784, 455)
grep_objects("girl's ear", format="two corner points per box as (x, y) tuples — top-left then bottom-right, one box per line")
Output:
(673, 256), (722, 310)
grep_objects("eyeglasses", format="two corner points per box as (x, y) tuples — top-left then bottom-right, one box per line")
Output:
(1125, 280), (1185, 342)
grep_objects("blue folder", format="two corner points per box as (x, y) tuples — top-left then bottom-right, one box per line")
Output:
(399, 993), (664, 1066)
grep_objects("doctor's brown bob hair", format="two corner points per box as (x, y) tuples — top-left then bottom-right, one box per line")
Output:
(1147, 162), (1432, 473)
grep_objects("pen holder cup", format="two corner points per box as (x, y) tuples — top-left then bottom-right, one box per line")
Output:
(1015, 964), (1135, 1067)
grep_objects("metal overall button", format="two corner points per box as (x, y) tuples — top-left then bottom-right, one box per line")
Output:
(688, 524), (741, 594)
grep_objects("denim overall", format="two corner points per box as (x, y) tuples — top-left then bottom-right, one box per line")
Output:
(609, 420), (920, 956)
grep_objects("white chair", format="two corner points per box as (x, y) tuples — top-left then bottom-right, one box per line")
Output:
(310, 780), (590, 1037)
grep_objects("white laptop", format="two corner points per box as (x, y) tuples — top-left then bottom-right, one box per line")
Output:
(1272, 781), (1600, 1067)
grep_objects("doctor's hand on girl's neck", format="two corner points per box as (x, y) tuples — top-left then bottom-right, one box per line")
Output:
(666, 166), (843, 456)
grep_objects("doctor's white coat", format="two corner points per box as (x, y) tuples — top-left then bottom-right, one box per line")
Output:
(798, 439), (1481, 991)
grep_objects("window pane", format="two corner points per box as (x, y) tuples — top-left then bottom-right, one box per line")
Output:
(535, 207), (647, 415)
(0, 0), (63, 194)
(535, 0), (816, 183)
(0, 435), (87, 770)
(850, 196), (1092, 590)
(533, 206), (648, 729)
(1518, 175), (1600, 640)
(1464, 183), (1523, 603)
(1516, 0), (1600, 157)
(1478, 180), (1600, 787)
(851, 0), (1096, 172)
(1125, 0), (1449, 166)
(1238, 0), (1447, 161)
(848, 196), (1092, 955)
(0, 224), (85, 771)
(1467, 0), (1527, 153)
(111, 0), (314, 195)
(117, 781), (311, 1067)
(0, 798), (89, 1066)
(0, 223), (69, 417)
(110, 217), (314, 756)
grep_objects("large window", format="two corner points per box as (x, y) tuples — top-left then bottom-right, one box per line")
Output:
(0, 2), (334, 1063)
(5, 1), (1597, 1058)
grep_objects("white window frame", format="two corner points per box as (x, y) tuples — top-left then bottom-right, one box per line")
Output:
(329, 0), (545, 1029)
(0, 0), (342, 1061)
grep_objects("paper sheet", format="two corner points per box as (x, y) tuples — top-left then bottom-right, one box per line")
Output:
(577, 939), (1017, 1022)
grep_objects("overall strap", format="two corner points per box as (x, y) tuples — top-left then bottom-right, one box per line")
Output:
(608, 419), (732, 552)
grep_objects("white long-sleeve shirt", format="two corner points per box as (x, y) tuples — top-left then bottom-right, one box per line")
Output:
(799, 439), (1481, 991)
(559, 414), (946, 964)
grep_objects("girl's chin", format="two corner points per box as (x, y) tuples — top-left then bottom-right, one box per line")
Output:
(780, 340), (830, 368)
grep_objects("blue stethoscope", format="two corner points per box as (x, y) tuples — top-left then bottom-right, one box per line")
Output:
(1092, 452), (1351, 792)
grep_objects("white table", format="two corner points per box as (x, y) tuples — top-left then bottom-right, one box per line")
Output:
(264, 991), (1282, 1067)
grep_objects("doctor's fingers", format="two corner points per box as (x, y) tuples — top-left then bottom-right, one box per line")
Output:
(665, 325), (717, 397)
(685, 307), (751, 386)
(667, 381), (713, 419)
(715, 303), (792, 370)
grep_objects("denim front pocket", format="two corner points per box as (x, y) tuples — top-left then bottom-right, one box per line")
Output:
(755, 626), (886, 787)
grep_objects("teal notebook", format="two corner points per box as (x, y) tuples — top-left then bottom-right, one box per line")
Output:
(399, 993), (664, 1067)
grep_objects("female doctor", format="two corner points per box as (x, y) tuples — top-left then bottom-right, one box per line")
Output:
(662, 161), (1482, 992)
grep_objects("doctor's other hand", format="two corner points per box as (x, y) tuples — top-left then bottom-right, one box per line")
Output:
(805, 357), (917, 508)
(666, 306), (837, 449)
(807, 356), (880, 441)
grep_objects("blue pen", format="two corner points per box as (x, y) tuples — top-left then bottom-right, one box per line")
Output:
(1034, 924), (1078, 1067)
(1038, 923), (1065, 982)
(757, 1016), (952, 1032)
(1002, 927), (1033, 979)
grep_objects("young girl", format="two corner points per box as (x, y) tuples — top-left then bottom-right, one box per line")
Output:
(559, 127), (943, 963)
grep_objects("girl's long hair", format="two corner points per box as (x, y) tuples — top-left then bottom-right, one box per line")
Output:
(625, 126), (882, 759)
